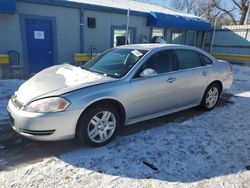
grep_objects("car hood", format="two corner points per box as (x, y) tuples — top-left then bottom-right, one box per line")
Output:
(15, 64), (116, 104)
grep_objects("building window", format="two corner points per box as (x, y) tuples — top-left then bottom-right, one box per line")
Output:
(171, 31), (185, 44)
(152, 28), (165, 38)
(171, 30), (197, 46)
(185, 31), (196, 46)
(87, 17), (96, 28)
(113, 29), (133, 47)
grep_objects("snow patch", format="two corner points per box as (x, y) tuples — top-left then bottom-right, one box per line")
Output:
(235, 91), (250, 98)
(0, 159), (7, 167)
(56, 66), (102, 86)
(0, 79), (24, 122)
(1, 65), (250, 187)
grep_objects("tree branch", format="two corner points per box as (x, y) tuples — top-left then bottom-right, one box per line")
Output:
(232, 0), (242, 10)
(212, 0), (237, 24)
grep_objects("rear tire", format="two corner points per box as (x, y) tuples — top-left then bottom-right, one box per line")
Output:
(76, 104), (121, 147)
(198, 83), (221, 111)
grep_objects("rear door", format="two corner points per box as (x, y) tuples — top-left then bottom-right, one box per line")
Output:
(128, 50), (179, 119)
(174, 49), (211, 106)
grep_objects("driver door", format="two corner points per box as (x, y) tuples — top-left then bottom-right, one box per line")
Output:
(127, 50), (179, 120)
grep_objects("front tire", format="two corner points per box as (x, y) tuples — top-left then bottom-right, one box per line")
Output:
(198, 83), (221, 111)
(76, 104), (121, 147)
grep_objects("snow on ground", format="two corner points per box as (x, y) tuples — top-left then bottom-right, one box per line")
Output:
(0, 80), (24, 123)
(0, 65), (250, 187)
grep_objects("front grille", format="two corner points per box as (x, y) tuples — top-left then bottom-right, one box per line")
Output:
(22, 129), (55, 136)
(11, 95), (23, 110)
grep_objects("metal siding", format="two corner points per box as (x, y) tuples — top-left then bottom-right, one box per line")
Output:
(0, 13), (23, 59)
(207, 25), (250, 55)
(83, 10), (149, 53)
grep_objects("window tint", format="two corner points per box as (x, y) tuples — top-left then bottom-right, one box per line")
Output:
(175, 49), (203, 70)
(201, 54), (213, 65)
(83, 49), (147, 78)
(142, 50), (176, 74)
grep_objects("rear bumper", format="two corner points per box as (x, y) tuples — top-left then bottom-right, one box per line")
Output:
(222, 72), (233, 92)
(7, 99), (81, 141)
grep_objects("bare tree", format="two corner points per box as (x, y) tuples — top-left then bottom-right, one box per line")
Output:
(212, 0), (250, 25)
(170, 0), (186, 12)
(170, 0), (249, 25)
(170, 0), (201, 14)
(170, 0), (222, 24)
(140, 0), (249, 25)
(200, 0), (234, 25)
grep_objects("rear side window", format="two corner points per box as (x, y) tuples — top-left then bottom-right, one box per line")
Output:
(175, 49), (203, 70)
(201, 54), (213, 65)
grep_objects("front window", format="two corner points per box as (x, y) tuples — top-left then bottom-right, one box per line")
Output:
(141, 50), (177, 74)
(83, 48), (147, 78)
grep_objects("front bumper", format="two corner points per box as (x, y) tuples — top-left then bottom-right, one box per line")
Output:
(7, 99), (81, 141)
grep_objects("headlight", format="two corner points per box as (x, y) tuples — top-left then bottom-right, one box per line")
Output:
(24, 97), (70, 113)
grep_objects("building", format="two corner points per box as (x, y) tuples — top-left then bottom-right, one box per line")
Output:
(205, 25), (250, 63)
(0, 0), (211, 78)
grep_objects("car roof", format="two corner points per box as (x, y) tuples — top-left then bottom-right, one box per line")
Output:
(115, 43), (216, 61)
(116, 43), (187, 50)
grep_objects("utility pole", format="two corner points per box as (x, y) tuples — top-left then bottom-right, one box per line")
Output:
(210, 17), (217, 53)
(210, 13), (226, 53)
(125, 5), (130, 45)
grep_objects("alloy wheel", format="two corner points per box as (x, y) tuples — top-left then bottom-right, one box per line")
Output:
(87, 111), (117, 143)
(205, 87), (219, 108)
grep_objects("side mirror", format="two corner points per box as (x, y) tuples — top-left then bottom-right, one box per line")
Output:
(140, 68), (158, 77)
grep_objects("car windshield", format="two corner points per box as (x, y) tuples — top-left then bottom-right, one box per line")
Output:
(82, 48), (148, 78)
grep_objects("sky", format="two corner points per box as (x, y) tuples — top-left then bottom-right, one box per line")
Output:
(136, 0), (169, 7)
(135, 0), (232, 9)
(134, 0), (237, 18)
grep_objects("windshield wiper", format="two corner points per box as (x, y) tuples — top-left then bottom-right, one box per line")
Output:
(89, 69), (113, 77)
(81, 67), (118, 78)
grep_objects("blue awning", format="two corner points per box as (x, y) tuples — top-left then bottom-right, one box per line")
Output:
(147, 12), (211, 31)
(0, 0), (16, 14)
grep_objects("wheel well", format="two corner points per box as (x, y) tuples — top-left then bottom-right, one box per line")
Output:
(208, 80), (223, 92)
(78, 99), (126, 126)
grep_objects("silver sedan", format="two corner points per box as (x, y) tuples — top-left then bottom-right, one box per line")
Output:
(7, 44), (233, 147)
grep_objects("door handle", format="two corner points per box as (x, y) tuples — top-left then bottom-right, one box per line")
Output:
(167, 77), (176, 83)
(48, 51), (53, 54)
(202, 71), (208, 76)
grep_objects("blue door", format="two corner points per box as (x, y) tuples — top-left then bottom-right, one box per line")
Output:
(25, 19), (54, 73)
